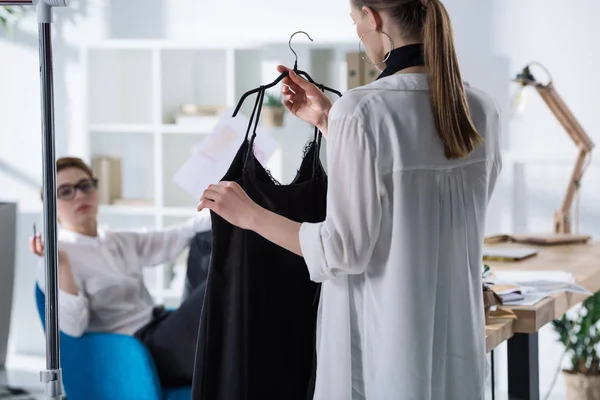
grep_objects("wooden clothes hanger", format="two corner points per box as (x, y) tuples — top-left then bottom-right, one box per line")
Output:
(232, 31), (343, 117)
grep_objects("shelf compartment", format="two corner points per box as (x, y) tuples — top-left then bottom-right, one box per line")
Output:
(89, 124), (154, 133)
(161, 49), (228, 124)
(88, 48), (154, 125)
(90, 130), (155, 206)
(161, 116), (219, 134)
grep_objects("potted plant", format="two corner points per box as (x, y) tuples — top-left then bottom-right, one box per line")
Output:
(552, 291), (600, 400)
(262, 92), (285, 127)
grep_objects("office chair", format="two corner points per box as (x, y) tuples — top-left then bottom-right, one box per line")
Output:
(35, 285), (191, 400)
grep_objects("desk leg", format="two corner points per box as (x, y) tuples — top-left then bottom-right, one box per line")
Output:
(491, 350), (496, 400)
(507, 332), (540, 400)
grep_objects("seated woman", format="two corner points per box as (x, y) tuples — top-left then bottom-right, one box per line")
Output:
(31, 156), (210, 387)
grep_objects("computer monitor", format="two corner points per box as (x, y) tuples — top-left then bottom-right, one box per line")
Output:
(0, 202), (17, 368)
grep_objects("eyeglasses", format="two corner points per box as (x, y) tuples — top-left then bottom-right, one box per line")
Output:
(57, 178), (98, 200)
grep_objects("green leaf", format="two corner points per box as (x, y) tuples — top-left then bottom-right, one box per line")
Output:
(553, 290), (600, 374)
(0, 6), (25, 34)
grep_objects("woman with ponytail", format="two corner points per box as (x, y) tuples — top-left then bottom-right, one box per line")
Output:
(198, 0), (501, 398)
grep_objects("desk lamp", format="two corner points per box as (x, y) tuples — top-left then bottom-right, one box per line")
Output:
(512, 62), (594, 242)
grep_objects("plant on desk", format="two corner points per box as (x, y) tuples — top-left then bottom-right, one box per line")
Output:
(552, 291), (600, 400)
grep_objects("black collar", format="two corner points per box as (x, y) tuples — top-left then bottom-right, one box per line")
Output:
(377, 44), (425, 80)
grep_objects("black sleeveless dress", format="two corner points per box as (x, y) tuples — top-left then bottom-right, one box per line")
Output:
(191, 88), (327, 400)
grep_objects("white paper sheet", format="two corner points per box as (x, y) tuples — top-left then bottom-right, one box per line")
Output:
(172, 109), (280, 198)
(484, 270), (591, 306)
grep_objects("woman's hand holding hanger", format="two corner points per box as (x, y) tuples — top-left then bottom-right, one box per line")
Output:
(277, 65), (333, 138)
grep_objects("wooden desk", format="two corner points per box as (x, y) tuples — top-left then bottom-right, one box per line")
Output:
(485, 316), (515, 398)
(485, 317), (514, 353)
(487, 241), (600, 333)
(485, 240), (600, 400)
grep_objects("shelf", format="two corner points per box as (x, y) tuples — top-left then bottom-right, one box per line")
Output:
(85, 40), (165, 50)
(84, 40), (243, 50)
(161, 118), (219, 134)
(162, 207), (197, 217)
(88, 122), (220, 134)
(98, 204), (156, 215)
(90, 124), (154, 133)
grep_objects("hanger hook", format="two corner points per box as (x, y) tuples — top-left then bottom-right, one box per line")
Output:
(289, 31), (314, 70)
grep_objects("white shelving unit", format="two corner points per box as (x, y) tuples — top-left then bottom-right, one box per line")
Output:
(79, 39), (353, 305)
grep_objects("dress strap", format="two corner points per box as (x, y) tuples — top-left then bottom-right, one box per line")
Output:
(243, 88), (266, 169)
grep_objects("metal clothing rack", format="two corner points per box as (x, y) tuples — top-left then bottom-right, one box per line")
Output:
(1, 0), (70, 398)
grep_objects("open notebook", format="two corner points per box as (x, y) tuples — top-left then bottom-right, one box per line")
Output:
(483, 246), (538, 262)
(485, 233), (590, 246)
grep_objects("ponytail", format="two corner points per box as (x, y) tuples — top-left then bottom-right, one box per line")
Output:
(423, 0), (482, 159)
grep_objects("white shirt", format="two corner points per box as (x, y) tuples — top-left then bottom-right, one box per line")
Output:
(36, 211), (211, 338)
(299, 74), (502, 400)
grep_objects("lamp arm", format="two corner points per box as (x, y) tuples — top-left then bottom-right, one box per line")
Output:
(536, 84), (595, 151)
(553, 150), (590, 234)
(534, 84), (595, 234)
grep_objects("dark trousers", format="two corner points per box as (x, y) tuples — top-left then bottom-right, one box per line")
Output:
(135, 231), (212, 387)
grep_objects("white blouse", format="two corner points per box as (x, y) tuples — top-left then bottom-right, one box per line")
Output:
(299, 74), (502, 400)
(36, 211), (211, 338)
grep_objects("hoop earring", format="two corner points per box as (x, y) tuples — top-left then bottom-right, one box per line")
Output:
(358, 29), (395, 66)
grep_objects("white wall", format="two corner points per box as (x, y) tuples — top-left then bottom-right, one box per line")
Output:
(1, 0), (598, 398)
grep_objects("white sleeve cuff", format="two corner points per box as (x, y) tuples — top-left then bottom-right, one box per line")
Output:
(299, 222), (336, 283)
(59, 289), (86, 309)
(58, 290), (89, 337)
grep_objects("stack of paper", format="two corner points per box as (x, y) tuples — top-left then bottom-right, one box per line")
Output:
(484, 271), (591, 306)
(490, 285), (525, 303)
